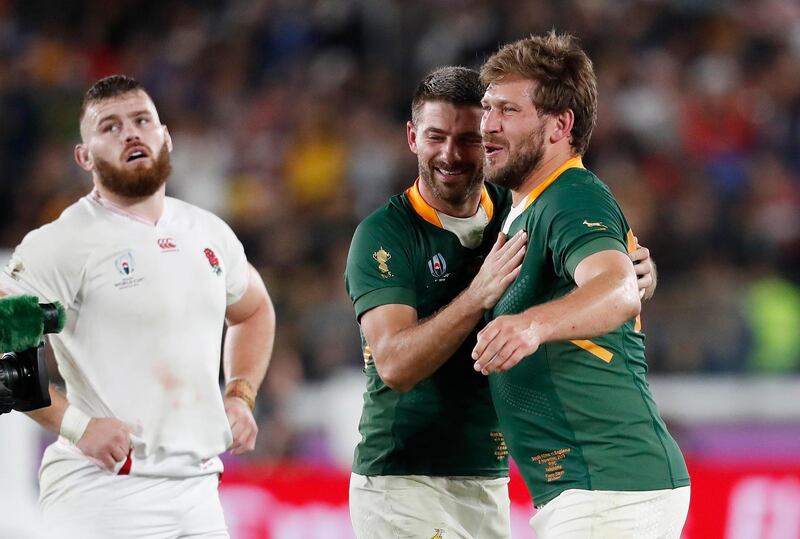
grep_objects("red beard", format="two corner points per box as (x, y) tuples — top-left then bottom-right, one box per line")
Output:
(94, 142), (172, 198)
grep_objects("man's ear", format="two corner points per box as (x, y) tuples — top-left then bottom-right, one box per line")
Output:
(406, 121), (418, 154)
(74, 144), (93, 171)
(163, 125), (173, 152)
(550, 109), (575, 144)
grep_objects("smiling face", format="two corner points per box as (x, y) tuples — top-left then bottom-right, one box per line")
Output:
(480, 78), (550, 191)
(407, 100), (485, 217)
(75, 89), (172, 199)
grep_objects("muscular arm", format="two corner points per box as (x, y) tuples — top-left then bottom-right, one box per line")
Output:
(363, 292), (483, 393)
(25, 383), (68, 434)
(0, 290), (130, 470)
(472, 249), (641, 373)
(0, 286), (68, 433)
(363, 231), (526, 393)
(222, 264), (275, 454)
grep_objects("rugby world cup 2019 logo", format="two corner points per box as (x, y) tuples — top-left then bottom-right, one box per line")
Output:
(427, 253), (447, 279)
(115, 252), (135, 276)
(113, 251), (144, 290)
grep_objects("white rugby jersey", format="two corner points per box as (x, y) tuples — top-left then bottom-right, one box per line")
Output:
(1, 192), (249, 478)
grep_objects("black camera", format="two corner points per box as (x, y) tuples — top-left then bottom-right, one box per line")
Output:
(0, 296), (64, 415)
(0, 345), (50, 413)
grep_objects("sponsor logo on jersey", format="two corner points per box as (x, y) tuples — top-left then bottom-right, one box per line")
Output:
(372, 248), (393, 278)
(431, 529), (445, 539)
(157, 237), (178, 251)
(115, 252), (135, 275)
(204, 248), (223, 275)
(582, 219), (608, 230)
(427, 253), (447, 278)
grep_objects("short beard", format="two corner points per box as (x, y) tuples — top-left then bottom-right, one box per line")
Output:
(94, 142), (172, 198)
(485, 124), (546, 191)
(418, 158), (483, 210)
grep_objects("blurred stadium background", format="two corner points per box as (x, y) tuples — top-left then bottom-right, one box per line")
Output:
(0, 0), (799, 537)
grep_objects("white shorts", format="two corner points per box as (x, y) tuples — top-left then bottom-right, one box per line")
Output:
(40, 467), (228, 539)
(349, 472), (511, 539)
(530, 486), (690, 539)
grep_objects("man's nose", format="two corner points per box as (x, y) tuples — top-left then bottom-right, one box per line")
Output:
(481, 108), (501, 133)
(121, 122), (141, 142)
(441, 139), (461, 162)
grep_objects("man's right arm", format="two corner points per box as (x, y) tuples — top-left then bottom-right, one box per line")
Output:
(361, 231), (526, 393)
(0, 287), (131, 472)
(24, 384), (67, 434)
(25, 384), (132, 472)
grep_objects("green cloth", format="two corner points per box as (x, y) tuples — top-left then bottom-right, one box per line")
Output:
(489, 166), (689, 507)
(344, 182), (511, 477)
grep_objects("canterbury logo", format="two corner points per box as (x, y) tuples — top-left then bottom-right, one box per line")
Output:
(582, 220), (608, 230)
(158, 238), (177, 249)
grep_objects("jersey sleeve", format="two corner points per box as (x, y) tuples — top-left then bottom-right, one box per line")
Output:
(543, 180), (628, 280)
(217, 220), (249, 306)
(344, 212), (416, 320)
(0, 225), (86, 308)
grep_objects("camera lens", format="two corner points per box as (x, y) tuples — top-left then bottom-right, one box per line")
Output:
(0, 352), (23, 391)
(40, 304), (61, 334)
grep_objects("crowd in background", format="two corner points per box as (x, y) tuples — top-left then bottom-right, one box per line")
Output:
(1, 0), (799, 462)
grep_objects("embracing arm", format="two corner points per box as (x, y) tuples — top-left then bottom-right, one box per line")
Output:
(223, 264), (275, 454)
(630, 238), (657, 301)
(472, 249), (640, 374)
(363, 231), (526, 393)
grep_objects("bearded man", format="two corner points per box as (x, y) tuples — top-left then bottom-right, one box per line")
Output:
(0, 75), (275, 539)
(474, 33), (689, 538)
(344, 66), (657, 538)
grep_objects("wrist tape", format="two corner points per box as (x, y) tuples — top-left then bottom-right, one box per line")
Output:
(225, 378), (257, 411)
(60, 405), (91, 445)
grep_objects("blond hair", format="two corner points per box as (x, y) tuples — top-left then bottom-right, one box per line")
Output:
(481, 31), (597, 155)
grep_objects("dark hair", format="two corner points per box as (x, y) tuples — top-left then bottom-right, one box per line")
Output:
(480, 31), (598, 155)
(411, 66), (485, 125)
(79, 75), (147, 121)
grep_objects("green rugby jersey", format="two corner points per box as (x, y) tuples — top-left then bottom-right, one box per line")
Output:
(344, 179), (511, 476)
(489, 157), (689, 507)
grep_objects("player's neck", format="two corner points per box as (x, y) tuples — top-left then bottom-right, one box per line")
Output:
(91, 182), (166, 225)
(511, 145), (575, 206)
(418, 179), (482, 218)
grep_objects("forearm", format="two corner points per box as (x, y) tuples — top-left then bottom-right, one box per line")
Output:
(375, 289), (485, 391)
(527, 271), (640, 344)
(24, 383), (68, 435)
(223, 299), (275, 391)
(367, 231), (527, 391)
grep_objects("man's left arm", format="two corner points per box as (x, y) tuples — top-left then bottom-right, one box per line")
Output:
(472, 249), (640, 374)
(222, 264), (275, 455)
